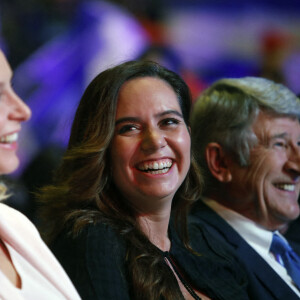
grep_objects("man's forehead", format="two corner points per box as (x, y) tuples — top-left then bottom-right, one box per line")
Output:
(252, 112), (300, 140)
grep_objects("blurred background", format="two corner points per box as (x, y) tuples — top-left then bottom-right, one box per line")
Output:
(1, 0), (300, 222)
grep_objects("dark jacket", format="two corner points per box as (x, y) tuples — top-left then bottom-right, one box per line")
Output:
(189, 200), (300, 300)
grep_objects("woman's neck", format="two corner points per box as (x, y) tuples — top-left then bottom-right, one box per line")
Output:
(0, 239), (22, 288)
(137, 209), (171, 252)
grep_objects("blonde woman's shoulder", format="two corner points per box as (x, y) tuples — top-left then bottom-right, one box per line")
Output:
(0, 202), (40, 236)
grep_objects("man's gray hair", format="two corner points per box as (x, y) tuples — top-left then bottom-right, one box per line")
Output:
(191, 76), (300, 189)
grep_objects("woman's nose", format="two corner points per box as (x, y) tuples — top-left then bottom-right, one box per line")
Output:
(8, 91), (32, 122)
(140, 128), (167, 153)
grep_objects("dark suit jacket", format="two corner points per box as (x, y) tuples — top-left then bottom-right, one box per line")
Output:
(285, 216), (300, 253)
(189, 200), (300, 300)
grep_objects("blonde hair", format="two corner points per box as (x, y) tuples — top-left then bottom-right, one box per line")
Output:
(0, 182), (9, 201)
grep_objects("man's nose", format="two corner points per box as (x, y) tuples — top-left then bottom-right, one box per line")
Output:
(285, 147), (300, 179)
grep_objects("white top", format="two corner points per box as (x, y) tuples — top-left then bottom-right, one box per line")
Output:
(204, 198), (300, 297)
(0, 203), (81, 300)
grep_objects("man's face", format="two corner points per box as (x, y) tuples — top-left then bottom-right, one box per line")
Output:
(227, 111), (300, 230)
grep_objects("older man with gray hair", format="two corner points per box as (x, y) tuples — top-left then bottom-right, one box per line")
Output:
(189, 77), (300, 300)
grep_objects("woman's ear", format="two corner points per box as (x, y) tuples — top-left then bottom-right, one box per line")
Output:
(205, 143), (232, 182)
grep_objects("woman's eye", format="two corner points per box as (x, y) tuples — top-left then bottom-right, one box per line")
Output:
(118, 124), (138, 134)
(161, 118), (180, 127)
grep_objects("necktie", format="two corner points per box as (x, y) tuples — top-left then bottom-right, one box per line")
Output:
(270, 233), (300, 290)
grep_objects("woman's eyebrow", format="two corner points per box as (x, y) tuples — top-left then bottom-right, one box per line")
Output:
(156, 110), (183, 118)
(115, 117), (140, 126)
(115, 110), (183, 126)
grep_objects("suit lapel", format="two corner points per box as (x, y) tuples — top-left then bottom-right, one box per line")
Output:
(190, 201), (299, 300)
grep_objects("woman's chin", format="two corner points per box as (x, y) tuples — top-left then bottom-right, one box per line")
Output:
(0, 156), (19, 175)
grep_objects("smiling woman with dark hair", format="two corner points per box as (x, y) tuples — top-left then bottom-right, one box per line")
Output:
(40, 60), (250, 300)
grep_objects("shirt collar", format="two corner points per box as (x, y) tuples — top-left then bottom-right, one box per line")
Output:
(203, 198), (287, 254)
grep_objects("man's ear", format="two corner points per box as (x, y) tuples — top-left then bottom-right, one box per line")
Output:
(205, 143), (232, 182)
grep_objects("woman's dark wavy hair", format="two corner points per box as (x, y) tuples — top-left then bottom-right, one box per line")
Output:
(39, 60), (202, 299)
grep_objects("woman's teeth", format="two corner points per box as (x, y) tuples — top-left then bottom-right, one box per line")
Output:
(137, 160), (172, 174)
(148, 168), (169, 175)
(0, 133), (18, 143)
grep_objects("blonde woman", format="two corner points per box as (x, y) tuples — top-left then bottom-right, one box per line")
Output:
(0, 49), (80, 300)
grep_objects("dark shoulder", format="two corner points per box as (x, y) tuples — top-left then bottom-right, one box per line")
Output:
(50, 221), (129, 300)
(170, 217), (249, 300)
(51, 221), (126, 260)
(189, 199), (213, 219)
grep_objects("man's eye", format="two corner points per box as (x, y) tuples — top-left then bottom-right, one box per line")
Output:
(273, 141), (287, 148)
(118, 124), (138, 134)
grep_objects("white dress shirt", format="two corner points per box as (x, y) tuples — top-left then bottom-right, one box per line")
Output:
(204, 198), (300, 297)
